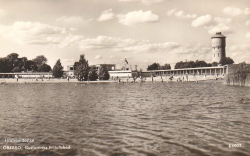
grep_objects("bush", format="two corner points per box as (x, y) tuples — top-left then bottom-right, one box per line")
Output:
(99, 65), (110, 80)
(88, 67), (98, 81)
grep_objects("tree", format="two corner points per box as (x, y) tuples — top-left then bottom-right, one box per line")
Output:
(20, 57), (28, 71)
(88, 66), (98, 81)
(52, 59), (64, 78)
(211, 62), (218, 66)
(147, 63), (160, 70)
(6, 53), (19, 61)
(175, 61), (184, 69)
(5, 53), (20, 72)
(99, 65), (110, 80)
(160, 63), (171, 70)
(74, 54), (89, 81)
(32, 55), (48, 66)
(219, 57), (234, 65)
(25, 60), (38, 71)
(175, 60), (209, 69)
(37, 64), (51, 72)
(184, 61), (196, 68)
(194, 60), (208, 67)
(207, 63), (212, 67)
(12, 66), (21, 72)
(0, 58), (8, 73)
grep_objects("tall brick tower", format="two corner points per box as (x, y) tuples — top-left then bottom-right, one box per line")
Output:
(211, 32), (226, 63)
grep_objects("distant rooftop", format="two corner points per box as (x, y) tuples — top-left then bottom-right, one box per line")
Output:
(211, 32), (226, 38)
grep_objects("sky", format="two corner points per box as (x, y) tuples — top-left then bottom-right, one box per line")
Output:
(0, 0), (249, 70)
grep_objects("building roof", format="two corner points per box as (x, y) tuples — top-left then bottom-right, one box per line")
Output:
(211, 32), (226, 38)
(146, 65), (227, 72)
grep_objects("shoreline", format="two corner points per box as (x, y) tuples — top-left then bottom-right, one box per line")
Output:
(0, 75), (223, 84)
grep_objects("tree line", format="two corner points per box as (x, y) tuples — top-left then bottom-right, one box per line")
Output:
(0, 53), (109, 81)
(147, 57), (234, 70)
(0, 53), (51, 73)
(147, 63), (171, 70)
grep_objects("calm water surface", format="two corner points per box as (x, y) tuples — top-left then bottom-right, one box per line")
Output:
(0, 81), (249, 156)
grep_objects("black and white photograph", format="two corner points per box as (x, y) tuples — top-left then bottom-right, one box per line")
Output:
(0, 0), (250, 156)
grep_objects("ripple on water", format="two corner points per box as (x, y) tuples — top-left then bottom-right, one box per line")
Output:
(0, 82), (250, 156)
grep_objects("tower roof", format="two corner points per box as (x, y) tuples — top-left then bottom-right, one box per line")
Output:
(211, 32), (226, 38)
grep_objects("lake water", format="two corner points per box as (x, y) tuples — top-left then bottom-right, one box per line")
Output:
(0, 81), (250, 156)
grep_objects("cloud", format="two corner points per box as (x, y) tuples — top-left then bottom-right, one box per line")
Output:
(58, 34), (85, 48)
(132, 43), (212, 67)
(76, 35), (211, 66)
(70, 28), (78, 31)
(110, 55), (116, 58)
(213, 17), (232, 24)
(55, 16), (92, 27)
(97, 9), (115, 21)
(95, 55), (103, 59)
(62, 59), (75, 62)
(206, 17), (234, 35)
(230, 45), (250, 63)
(167, 9), (176, 16)
(167, 9), (197, 19)
(0, 9), (4, 16)
(117, 10), (160, 26)
(76, 35), (212, 65)
(246, 33), (250, 39)
(124, 42), (180, 53)
(191, 15), (234, 35)
(141, 0), (165, 5)
(246, 20), (250, 26)
(118, 0), (165, 5)
(223, 7), (250, 16)
(207, 24), (234, 35)
(230, 45), (250, 51)
(78, 36), (144, 51)
(174, 11), (197, 19)
(0, 21), (86, 48)
(245, 8), (250, 15)
(191, 15), (213, 27)
(0, 21), (67, 45)
(119, 0), (140, 2)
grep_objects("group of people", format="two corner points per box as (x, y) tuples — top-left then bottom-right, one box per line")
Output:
(13, 74), (72, 82)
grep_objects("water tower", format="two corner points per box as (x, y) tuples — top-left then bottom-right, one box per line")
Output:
(211, 32), (226, 63)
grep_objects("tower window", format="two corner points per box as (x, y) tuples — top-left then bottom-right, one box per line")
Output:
(218, 53), (219, 57)
(214, 54), (215, 57)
